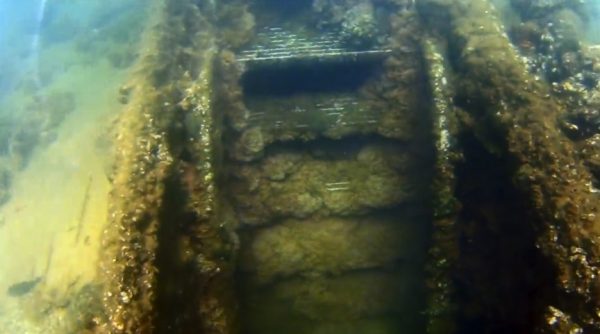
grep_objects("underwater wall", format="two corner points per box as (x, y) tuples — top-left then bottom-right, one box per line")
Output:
(94, 0), (600, 332)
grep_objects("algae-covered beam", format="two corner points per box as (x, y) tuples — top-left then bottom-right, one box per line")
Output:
(419, 0), (600, 331)
(422, 38), (462, 334)
(177, 9), (239, 334)
(99, 0), (174, 331)
(98, 0), (235, 332)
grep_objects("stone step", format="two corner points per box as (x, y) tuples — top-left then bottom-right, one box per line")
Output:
(239, 269), (425, 334)
(230, 144), (428, 225)
(230, 92), (418, 161)
(238, 214), (427, 284)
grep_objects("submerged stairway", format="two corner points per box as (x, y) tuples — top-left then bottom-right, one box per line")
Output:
(219, 8), (433, 333)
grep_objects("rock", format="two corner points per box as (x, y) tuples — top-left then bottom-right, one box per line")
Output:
(233, 126), (265, 161)
(262, 152), (303, 181)
(340, 2), (379, 48)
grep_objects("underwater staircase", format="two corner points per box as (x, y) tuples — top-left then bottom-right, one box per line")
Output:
(225, 21), (431, 334)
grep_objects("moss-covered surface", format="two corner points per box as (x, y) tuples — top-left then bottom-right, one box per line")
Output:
(230, 142), (425, 225)
(18, 283), (106, 334)
(231, 91), (394, 160)
(420, 0), (600, 331)
(98, 1), (177, 330)
(98, 0), (238, 333)
(215, 4), (427, 161)
(223, 65), (423, 161)
(239, 213), (427, 283)
(79, 0), (600, 332)
(221, 4), (433, 333)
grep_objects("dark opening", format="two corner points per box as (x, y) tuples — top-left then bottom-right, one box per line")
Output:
(453, 131), (557, 333)
(241, 60), (381, 97)
(153, 174), (201, 333)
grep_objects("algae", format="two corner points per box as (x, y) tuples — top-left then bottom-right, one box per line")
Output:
(421, 38), (461, 334)
(239, 214), (427, 283)
(420, 0), (600, 331)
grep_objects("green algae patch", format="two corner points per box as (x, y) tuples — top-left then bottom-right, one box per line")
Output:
(98, 0), (238, 333)
(421, 37), (462, 334)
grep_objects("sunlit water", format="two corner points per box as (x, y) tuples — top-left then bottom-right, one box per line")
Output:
(0, 0), (145, 332)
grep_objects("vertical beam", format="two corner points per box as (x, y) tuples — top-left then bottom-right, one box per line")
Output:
(419, 0), (600, 331)
(98, 0), (237, 332)
(422, 38), (461, 334)
(99, 0), (172, 331)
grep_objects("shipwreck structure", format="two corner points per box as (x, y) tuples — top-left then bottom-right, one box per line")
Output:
(86, 0), (600, 333)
